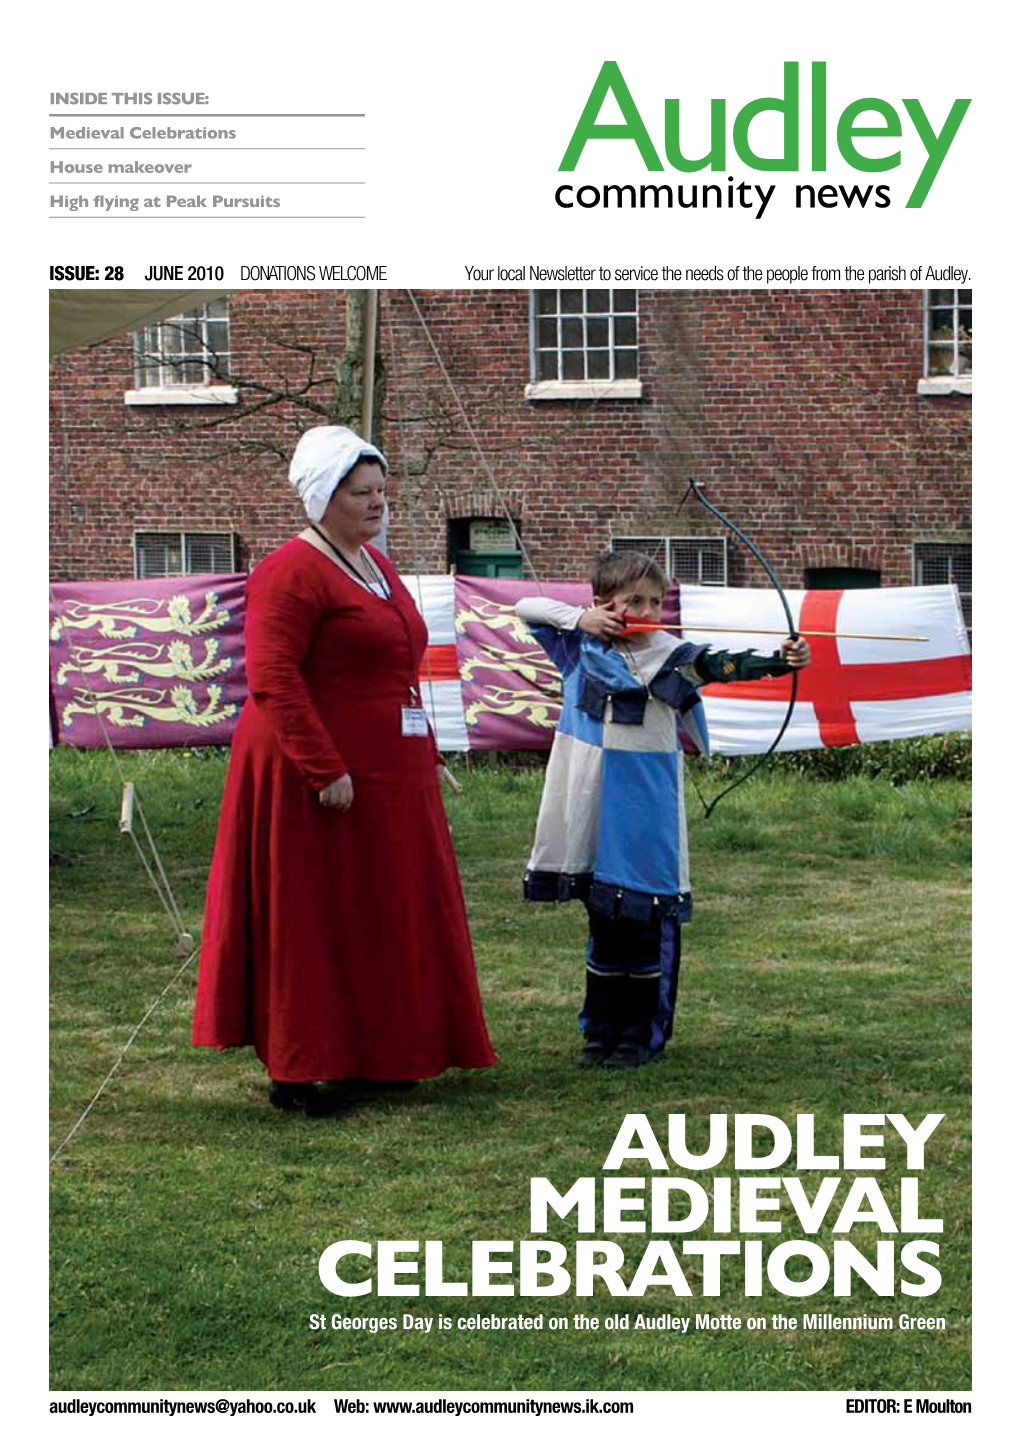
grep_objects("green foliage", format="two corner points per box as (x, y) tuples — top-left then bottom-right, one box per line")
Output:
(452, 734), (973, 785)
(760, 733), (971, 784)
(50, 749), (971, 1392)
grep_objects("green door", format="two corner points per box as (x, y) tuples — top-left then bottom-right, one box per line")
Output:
(455, 549), (523, 577)
(449, 518), (523, 577)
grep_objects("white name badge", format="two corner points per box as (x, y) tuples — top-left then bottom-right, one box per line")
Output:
(401, 706), (429, 738)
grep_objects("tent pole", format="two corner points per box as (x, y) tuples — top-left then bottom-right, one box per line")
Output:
(361, 289), (379, 442)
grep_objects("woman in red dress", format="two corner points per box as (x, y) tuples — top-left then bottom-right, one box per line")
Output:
(193, 426), (497, 1114)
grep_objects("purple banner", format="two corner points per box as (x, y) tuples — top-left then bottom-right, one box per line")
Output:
(453, 577), (681, 750)
(49, 575), (248, 749)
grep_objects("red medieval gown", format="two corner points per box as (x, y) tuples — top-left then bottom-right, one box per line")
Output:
(192, 536), (497, 1082)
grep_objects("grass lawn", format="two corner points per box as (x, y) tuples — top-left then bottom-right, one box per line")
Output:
(50, 749), (971, 1392)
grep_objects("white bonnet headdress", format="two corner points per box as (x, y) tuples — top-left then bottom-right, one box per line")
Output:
(288, 425), (388, 522)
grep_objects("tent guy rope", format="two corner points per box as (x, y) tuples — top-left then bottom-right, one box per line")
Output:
(49, 584), (200, 1164)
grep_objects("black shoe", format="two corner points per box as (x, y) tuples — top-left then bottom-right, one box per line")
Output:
(577, 1038), (614, 1068)
(303, 1083), (354, 1118)
(602, 1041), (665, 1069)
(268, 1081), (319, 1111)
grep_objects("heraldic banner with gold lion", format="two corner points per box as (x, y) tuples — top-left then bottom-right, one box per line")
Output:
(49, 574), (971, 754)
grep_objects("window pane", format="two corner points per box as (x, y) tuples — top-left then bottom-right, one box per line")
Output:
(587, 349), (610, 379)
(538, 350), (558, 380)
(699, 549), (725, 584)
(136, 534), (181, 578)
(612, 289), (637, 312)
(918, 554), (949, 583)
(562, 350), (584, 379)
(186, 533), (234, 572)
(586, 317), (609, 348)
(949, 552), (972, 591)
(538, 317), (558, 349)
(915, 542), (971, 635)
(613, 536), (670, 573)
(205, 320), (229, 356)
(929, 289), (955, 307)
(536, 290), (558, 315)
(614, 316), (637, 346)
(928, 345), (954, 374)
(958, 288), (971, 306)
(561, 318), (583, 347)
(586, 289), (610, 313)
(614, 348), (639, 378)
(560, 289), (583, 313)
(958, 343), (972, 375)
(958, 309), (971, 338)
(929, 309), (955, 341)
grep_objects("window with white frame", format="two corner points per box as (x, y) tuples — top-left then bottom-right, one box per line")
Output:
(914, 541), (971, 634)
(922, 289), (971, 388)
(134, 531), (237, 579)
(611, 536), (726, 585)
(126, 299), (236, 405)
(527, 289), (641, 399)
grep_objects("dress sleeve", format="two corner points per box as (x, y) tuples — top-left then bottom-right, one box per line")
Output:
(371, 549), (443, 764)
(244, 560), (349, 789)
(425, 717), (442, 764)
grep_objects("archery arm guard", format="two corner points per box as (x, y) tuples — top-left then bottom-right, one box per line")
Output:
(694, 648), (794, 684)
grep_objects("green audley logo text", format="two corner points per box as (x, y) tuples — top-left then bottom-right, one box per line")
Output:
(559, 62), (970, 208)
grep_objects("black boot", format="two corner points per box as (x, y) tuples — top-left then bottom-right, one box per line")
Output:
(302, 1082), (354, 1118)
(268, 1080), (318, 1111)
(268, 1080), (353, 1117)
(602, 974), (663, 1069)
(579, 969), (626, 1067)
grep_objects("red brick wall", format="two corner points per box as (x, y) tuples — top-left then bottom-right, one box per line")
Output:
(50, 289), (970, 589)
(685, 290), (971, 587)
(49, 291), (348, 579)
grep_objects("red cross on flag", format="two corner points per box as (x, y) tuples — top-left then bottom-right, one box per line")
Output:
(683, 584), (972, 753)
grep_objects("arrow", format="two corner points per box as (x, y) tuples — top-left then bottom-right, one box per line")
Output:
(618, 619), (929, 642)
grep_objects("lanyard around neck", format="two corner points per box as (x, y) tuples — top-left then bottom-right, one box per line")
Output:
(310, 526), (389, 594)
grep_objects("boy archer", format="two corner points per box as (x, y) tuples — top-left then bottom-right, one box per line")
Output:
(516, 550), (810, 1070)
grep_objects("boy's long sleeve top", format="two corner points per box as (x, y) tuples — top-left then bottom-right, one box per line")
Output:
(514, 597), (795, 920)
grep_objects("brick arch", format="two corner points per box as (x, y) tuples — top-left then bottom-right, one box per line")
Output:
(797, 541), (885, 575)
(440, 486), (528, 521)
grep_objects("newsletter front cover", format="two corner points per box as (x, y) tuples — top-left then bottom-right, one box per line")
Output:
(28, 5), (1003, 1435)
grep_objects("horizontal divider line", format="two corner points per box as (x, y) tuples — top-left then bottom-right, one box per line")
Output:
(49, 147), (366, 151)
(48, 181), (366, 185)
(48, 215), (367, 219)
(49, 112), (366, 117)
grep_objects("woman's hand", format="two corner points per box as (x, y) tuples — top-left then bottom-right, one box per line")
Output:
(578, 605), (624, 641)
(438, 764), (462, 795)
(780, 638), (811, 669)
(318, 774), (353, 811)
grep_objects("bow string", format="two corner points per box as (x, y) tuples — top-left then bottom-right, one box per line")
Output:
(677, 479), (799, 818)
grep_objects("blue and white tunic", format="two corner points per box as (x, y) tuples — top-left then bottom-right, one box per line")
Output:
(516, 598), (711, 923)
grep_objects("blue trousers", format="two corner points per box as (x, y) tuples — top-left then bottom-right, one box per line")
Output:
(580, 906), (681, 1053)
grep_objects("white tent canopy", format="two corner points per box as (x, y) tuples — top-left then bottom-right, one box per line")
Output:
(49, 289), (233, 357)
